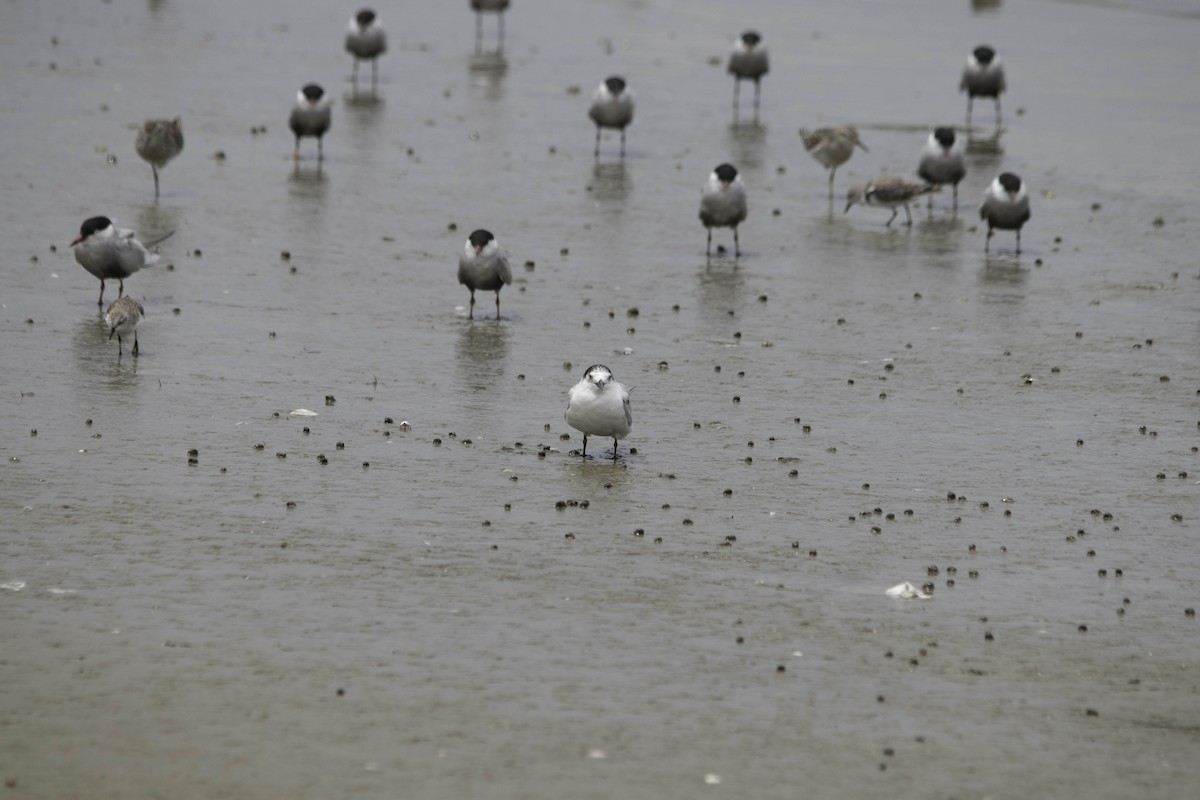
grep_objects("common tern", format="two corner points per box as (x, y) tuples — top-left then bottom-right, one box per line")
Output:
(70, 216), (160, 306)
(960, 45), (1006, 128)
(699, 163), (748, 258)
(565, 364), (633, 460)
(979, 172), (1031, 253)
(346, 9), (387, 89)
(458, 229), (513, 320)
(588, 76), (634, 159)
(728, 31), (768, 116)
(289, 83), (332, 161)
(916, 127), (966, 210)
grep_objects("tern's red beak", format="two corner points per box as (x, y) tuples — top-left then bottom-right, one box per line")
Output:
(70, 235), (83, 247)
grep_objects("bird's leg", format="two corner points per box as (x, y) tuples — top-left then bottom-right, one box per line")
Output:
(733, 227), (740, 258)
(612, 438), (618, 460)
(619, 129), (626, 159)
(581, 434), (588, 457)
(827, 167), (836, 198)
(886, 209), (898, 227)
(153, 165), (160, 198)
(594, 126), (601, 159)
(1015, 229), (1021, 255)
(318, 137), (324, 162)
(371, 59), (379, 89)
(132, 332), (139, 357)
(706, 228), (712, 256)
(994, 97), (1002, 129)
(352, 59), (359, 87)
(753, 79), (761, 113)
(985, 226), (994, 252)
(733, 79), (740, 111)
(118, 279), (125, 298)
(293, 135), (301, 161)
(97, 280), (105, 307)
(116, 335), (124, 361)
(494, 291), (501, 321)
(966, 97), (973, 128)
(903, 204), (913, 227)
(952, 184), (958, 212)
(468, 289), (476, 320)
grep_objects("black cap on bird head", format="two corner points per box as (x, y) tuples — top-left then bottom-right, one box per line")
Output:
(740, 31), (762, 47)
(604, 76), (627, 95)
(467, 229), (495, 250)
(301, 84), (325, 102)
(933, 127), (956, 148)
(998, 172), (1022, 193)
(713, 163), (739, 183)
(356, 9), (377, 27)
(972, 45), (996, 65)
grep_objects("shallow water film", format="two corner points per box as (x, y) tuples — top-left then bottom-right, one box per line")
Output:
(2, 1), (1198, 798)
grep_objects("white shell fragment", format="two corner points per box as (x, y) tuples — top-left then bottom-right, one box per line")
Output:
(885, 582), (931, 599)
(289, 409), (319, 417)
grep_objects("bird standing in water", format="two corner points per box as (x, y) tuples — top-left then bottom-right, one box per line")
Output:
(979, 172), (1031, 253)
(799, 126), (869, 198)
(565, 364), (633, 460)
(916, 127), (966, 211)
(728, 31), (769, 117)
(105, 296), (145, 358)
(135, 118), (184, 198)
(699, 163), (748, 258)
(289, 84), (332, 161)
(345, 9), (387, 90)
(458, 229), (513, 320)
(588, 76), (635, 159)
(71, 216), (160, 306)
(960, 45), (1006, 128)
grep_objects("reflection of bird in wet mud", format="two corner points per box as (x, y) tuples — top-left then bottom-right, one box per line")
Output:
(345, 9), (386, 90)
(565, 364), (633, 460)
(289, 83), (332, 161)
(588, 76), (635, 159)
(135, 118), (183, 198)
(799, 125), (868, 198)
(699, 163), (748, 258)
(960, 45), (1006, 129)
(979, 172), (1031, 253)
(71, 216), (160, 306)
(458, 229), (513, 320)
(916, 127), (966, 210)
(470, 0), (510, 53)
(844, 177), (938, 227)
(728, 31), (768, 116)
(105, 296), (145, 358)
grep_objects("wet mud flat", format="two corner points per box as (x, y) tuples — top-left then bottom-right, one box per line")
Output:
(1, 0), (1198, 798)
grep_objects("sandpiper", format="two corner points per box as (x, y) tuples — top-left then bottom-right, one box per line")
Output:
(844, 178), (938, 227)
(105, 296), (145, 358)
(800, 126), (869, 197)
(135, 118), (183, 198)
